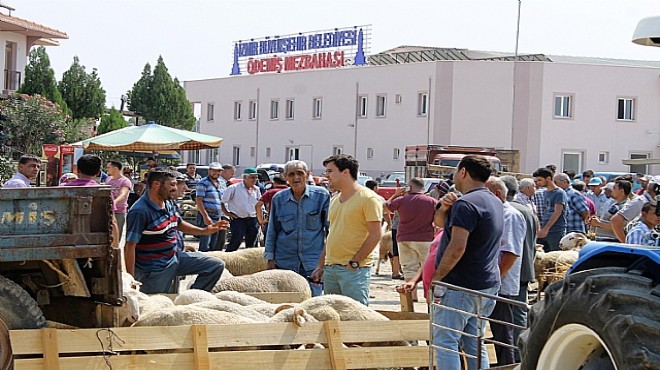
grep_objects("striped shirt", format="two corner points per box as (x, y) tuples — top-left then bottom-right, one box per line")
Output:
(196, 177), (223, 214)
(126, 195), (181, 271)
(565, 187), (588, 233)
(626, 222), (656, 246)
(533, 188), (547, 221)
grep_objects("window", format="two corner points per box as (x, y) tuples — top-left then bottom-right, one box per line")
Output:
(617, 98), (635, 121)
(598, 151), (609, 164)
(250, 146), (256, 157)
(232, 146), (240, 166)
(190, 150), (200, 164)
(393, 148), (401, 160)
(629, 153), (649, 174)
(248, 100), (257, 120)
(376, 95), (386, 117)
(312, 98), (322, 119)
(207, 103), (215, 121)
(417, 92), (428, 116)
(395, 94), (402, 104)
(233, 101), (242, 121)
(554, 95), (572, 118)
(332, 145), (343, 156)
(562, 151), (583, 174)
(366, 147), (374, 159)
(358, 95), (367, 118)
(270, 100), (279, 120)
(207, 148), (219, 163)
(287, 147), (300, 160)
(285, 99), (295, 119)
(265, 147), (271, 158)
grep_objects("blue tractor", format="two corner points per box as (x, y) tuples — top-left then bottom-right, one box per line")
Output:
(519, 242), (660, 369)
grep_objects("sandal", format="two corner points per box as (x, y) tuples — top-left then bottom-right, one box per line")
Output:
(392, 274), (404, 280)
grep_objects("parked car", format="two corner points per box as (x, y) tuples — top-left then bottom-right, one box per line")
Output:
(357, 175), (373, 186)
(380, 171), (405, 187)
(175, 165), (209, 179)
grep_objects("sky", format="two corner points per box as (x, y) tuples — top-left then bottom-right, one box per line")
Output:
(16, 0), (660, 109)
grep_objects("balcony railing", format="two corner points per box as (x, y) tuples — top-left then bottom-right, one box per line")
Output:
(4, 69), (21, 92)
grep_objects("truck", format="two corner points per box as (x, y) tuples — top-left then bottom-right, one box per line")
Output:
(0, 186), (125, 369)
(404, 144), (504, 180)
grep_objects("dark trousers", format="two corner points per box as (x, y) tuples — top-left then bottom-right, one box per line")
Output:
(512, 282), (529, 362)
(490, 294), (516, 366)
(226, 217), (259, 252)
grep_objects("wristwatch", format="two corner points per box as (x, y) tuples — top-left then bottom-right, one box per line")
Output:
(349, 260), (360, 269)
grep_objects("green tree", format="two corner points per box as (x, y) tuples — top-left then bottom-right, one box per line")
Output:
(127, 56), (195, 130)
(97, 108), (127, 135)
(19, 46), (69, 112)
(63, 117), (96, 143)
(58, 56), (106, 120)
(1, 94), (67, 155)
(0, 155), (14, 184)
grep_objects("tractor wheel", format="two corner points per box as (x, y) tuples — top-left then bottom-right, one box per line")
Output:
(0, 275), (46, 370)
(519, 267), (660, 370)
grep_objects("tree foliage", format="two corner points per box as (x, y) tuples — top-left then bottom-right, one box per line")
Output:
(18, 47), (69, 113)
(58, 56), (106, 120)
(0, 155), (14, 184)
(127, 56), (195, 130)
(63, 117), (96, 143)
(97, 108), (127, 135)
(0, 94), (67, 155)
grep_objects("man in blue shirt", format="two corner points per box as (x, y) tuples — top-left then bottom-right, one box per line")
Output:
(533, 167), (567, 252)
(264, 160), (330, 296)
(196, 162), (226, 251)
(126, 169), (228, 294)
(432, 155), (503, 369)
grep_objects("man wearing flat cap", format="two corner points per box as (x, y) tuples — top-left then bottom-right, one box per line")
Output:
(222, 167), (262, 252)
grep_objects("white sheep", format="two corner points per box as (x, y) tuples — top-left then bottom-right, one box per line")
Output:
(133, 305), (255, 326)
(212, 270), (312, 300)
(534, 248), (580, 290)
(191, 300), (270, 322)
(214, 291), (268, 306)
(118, 272), (141, 326)
(295, 294), (388, 322)
(204, 247), (268, 276)
(173, 289), (217, 305)
(559, 232), (590, 251)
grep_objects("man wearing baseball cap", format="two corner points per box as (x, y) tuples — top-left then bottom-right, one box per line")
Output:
(196, 162), (226, 251)
(610, 176), (659, 242)
(586, 177), (612, 218)
(222, 167), (262, 252)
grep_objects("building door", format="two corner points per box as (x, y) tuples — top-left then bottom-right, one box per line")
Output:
(286, 147), (300, 161)
(562, 151), (583, 174)
(4, 41), (17, 91)
(629, 153), (649, 174)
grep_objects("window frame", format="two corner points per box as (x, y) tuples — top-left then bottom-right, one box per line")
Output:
(207, 103), (215, 122)
(270, 100), (279, 120)
(358, 95), (368, 118)
(248, 100), (257, 120)
(375, 94), (386, 118)
(366, 147), (374, 159)
(553, 94), (573, 119)
(312, 97), (322, 119)
(233, 101), (242, 121)
(285, 99), (295, 120)
(617, 97), (636, 121)
(417, 92), (428, 116)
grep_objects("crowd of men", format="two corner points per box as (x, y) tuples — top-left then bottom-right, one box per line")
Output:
(4, 152), (659, 368)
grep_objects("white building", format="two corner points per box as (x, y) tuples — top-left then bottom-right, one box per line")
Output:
(184, 46), (660, 176)
(0, 9), (68, 96)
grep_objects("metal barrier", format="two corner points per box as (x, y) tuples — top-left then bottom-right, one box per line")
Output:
(429, 281), (529, 370)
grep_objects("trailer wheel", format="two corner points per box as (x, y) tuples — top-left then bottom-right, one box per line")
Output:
(519, 267), (660, 370)
(0, 275), (46, 370)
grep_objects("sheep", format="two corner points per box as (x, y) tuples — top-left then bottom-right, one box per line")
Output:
(559, 232), (590, 251)
(214, 291), (268, 306)
(534, 248), (580, 291)
(133, 305), (255, 327)
(203, 247), (268, 276)
(118, 272), (141, 326)
(139, 294), (174, 314)
(375, 231), (393, 275)
(294, 294), (388, 322)
(173, 289), (217, 305)
(191, 300), (270, 322)
(212, 270), (312, 301)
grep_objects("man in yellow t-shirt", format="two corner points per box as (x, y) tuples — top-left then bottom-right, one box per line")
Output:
(311, 154), (382, 305)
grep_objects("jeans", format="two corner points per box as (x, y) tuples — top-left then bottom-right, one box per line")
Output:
(432, 285), (499, 370)
(197, 212), (222, 252)
(323, 264), (371, 306)
(489, 294), (516, 366)
(226, 217), (259, 252)
(512, 282), (529, 363)
(135, 251), (224, 294)
(277, 263), (323, 297)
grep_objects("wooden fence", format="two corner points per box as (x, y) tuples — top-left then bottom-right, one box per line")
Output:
(10, 319), (429, 370)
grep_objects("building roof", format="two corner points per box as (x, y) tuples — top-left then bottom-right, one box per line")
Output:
(368, 45), (660, 68)
(0, 12), (68, 41)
